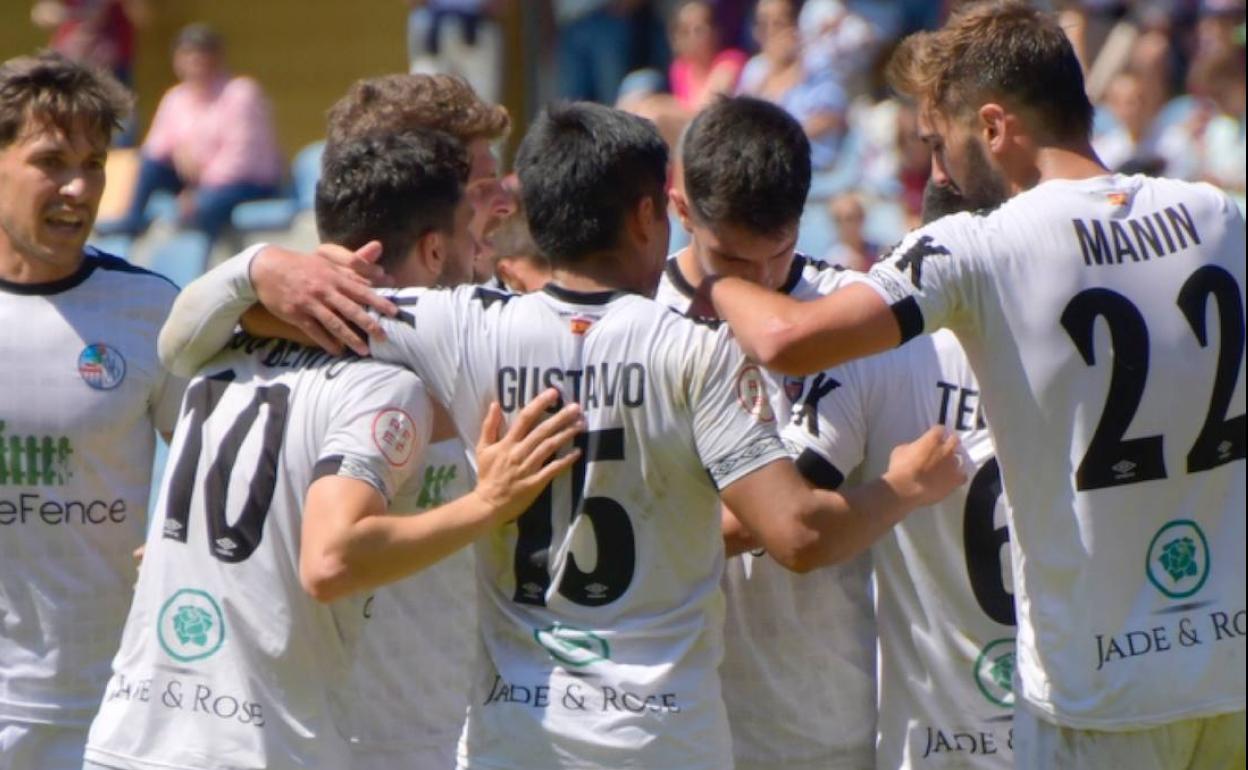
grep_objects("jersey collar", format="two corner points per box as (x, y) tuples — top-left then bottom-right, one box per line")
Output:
(665, 253), (808, 298)
(542, 283), (632, 306)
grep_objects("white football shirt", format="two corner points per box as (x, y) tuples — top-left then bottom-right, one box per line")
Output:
(84, 333), (430, 770)
(348, 437), (478, 770)
(370, 283), (791, 770)
(864, 174), (1245, 729)
(783, 330), (1015, 770)
(0, 249), (183, 727)
(655, 253), (878, 770)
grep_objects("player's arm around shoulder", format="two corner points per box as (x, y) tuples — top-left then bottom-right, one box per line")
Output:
(300, 388), (585, 603)
(719, 426), (966, 572)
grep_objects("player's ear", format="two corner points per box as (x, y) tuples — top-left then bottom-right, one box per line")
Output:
(416, 229), (445, 277)
(669, 180), (694, 234)
(978, 103), (1009, 154)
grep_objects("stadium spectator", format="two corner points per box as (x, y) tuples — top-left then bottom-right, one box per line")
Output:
(30, 0), (148, 87)
(667, 0), (746, 112)
(1093, 69), (1163, 171)
(554, 0), (643, 103)
(738, 0), (848, 169)
(94, 23), (282, 240)
(406, 0), (514, 103)
(824, 192), (879, 271)
(0, 51), (183, 770)
(708, 3), (1246, 766)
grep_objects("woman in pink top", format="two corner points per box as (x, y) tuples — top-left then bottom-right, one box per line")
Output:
(98, 24), (282, 240)
(668, 1), (746, 113)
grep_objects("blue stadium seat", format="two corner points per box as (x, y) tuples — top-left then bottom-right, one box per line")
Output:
(146, 230), (213, 288)
(230, 141), (325, 232)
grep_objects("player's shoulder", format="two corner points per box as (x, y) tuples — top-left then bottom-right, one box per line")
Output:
(789, 252), (858, 296)
(85, 247), (180, 296)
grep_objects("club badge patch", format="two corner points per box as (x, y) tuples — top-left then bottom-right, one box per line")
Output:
(372, 408), (418, 467)
(736, 365), (775, 422)
(78, 343), (126, 390)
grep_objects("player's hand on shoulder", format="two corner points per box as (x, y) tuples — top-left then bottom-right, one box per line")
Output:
(883, 426), (967, 508)
(472, 388), (586, 525)
(249, 241), (398, 357)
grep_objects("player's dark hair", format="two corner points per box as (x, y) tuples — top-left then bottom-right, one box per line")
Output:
(681, 95), (810, 236)
(515, 102), (668, 266)
(887, 0), (1094, 143)
(0, 51), (131, 148)
(315, 129), (469, 271)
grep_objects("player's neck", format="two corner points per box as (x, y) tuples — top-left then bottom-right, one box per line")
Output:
(0, 236), (80, 285)
(551, 251), (648, 296)
(1028, 142), (1111, 191)
(675, 246), (705, 287)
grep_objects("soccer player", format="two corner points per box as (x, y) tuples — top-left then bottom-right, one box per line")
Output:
(705, 3), (1246, 767)
(778, 180), (1016, 770)
(82, 129), (585, 770)
(658, 95), (878, 770)
(157, 74), (516, 770)
(158, 102), (965, 769)
(0, 52), (183, 770)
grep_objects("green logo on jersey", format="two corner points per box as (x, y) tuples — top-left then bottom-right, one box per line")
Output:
(534, 623), (610, 667)
(1146, 520), (1211, 600)
(416, 464), (459, 508)
(973, 637), (1015, 708)
(158, 588), (225, 662)
(0, 421), (74, 486)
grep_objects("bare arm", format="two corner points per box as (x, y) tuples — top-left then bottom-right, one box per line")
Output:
(709, 279), (902, 375)
(719, 426), (963, 572)
(300, 390), (585, 603)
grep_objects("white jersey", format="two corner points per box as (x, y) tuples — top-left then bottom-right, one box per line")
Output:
(654, 253), (878, 770)
(370, 283), (791, 770)
(0, 248), (183, 727)
(864, 174), (1246, 729)
(348, 437), (478, 770)
(783, 330), (1015, 770)
(84, 333), (430, 770)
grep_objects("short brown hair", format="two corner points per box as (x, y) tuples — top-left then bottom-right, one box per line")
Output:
(0, 51), (131, 148)
(325, 74), (510, 150)
(886, 0), (1093, 143)
(491, 205), (548, 268)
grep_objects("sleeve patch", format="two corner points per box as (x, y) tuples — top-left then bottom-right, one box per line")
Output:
(735, 365), (775, 422)
(371, 408), (419, 467)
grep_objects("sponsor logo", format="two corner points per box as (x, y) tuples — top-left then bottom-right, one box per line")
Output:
(973, 637), (1015, 708)
(158, 588), (225, 663)
(735, 365), (775, 422)
(0, 421), (73, 486)
(371, 408), (418, 467)
(1146, 519), (1211, 600)
(77, 343), (126, 390)
(534, 623), (611, 667)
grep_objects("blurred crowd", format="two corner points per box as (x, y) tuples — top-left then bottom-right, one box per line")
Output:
(29, 0), (1247, 275)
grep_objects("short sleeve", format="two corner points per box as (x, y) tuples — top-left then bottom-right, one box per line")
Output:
(690, 326), (791, 489)
(863, 213), (984, 344)
(779, 362), (868, 491)
(314, 364), (433, 504)
(369, 285), (474, 409)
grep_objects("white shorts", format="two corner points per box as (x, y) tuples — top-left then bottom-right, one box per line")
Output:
(0, 720), (88, 770)
(1014, 705), (1246, 770)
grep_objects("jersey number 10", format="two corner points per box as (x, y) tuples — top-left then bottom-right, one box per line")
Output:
(162, 370), (291, 563)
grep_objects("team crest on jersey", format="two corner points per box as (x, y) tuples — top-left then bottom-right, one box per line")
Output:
(534, 623), (611, 667)
(77, 343), (126, 390)
(736, 365), (775, 422)
(372, 408), (418, 467)
(157, 588), (226, 663)
(1145, 519), (1211, 600)
(1106, 192), (1129, 207)
(972, 637), (1015, 708)
(570, 315), (594, 335)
